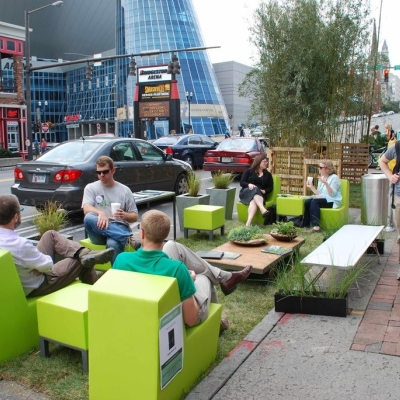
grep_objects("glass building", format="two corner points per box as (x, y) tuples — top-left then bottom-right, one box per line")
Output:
(116, 0), (229, 137)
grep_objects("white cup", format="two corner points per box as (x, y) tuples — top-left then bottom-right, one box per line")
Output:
(307, 177), (313, 186)
(111, 202), (121, 216)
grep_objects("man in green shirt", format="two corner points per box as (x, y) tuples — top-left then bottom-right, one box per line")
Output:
(113, 210), (252, 329)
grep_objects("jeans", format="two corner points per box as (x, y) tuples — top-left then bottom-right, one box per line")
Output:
(84, 212), (131, 263)
(303, 198), (333, 227)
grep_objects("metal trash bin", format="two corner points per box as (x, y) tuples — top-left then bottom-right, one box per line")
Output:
(361, 173), (389, 225)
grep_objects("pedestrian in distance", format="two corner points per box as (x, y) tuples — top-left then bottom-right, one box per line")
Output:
(82, 156), (140, 264)
(0, 194), (114, 297)
(224, 128), (231, 138)
(239, 126), (245, 137)
(41, 138), (47, 154)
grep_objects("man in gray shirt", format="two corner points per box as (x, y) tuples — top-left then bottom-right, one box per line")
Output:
(82, 156), (140, 264)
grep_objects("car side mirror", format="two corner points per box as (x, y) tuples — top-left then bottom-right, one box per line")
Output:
(165, 153), (173, 161)
(213, 142), (219, 148)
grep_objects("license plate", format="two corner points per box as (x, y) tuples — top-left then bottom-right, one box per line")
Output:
(221, 157), (233, 163)
(33, 174), (46, 183)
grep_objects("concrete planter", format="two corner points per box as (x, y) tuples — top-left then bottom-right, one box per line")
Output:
(176, 193), (210, 232)
(206, 187), (236, 220)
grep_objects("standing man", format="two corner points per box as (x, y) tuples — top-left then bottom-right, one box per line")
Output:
(113, 210), (252, 330)
(0, 194), (114, 297)
(239, 126), (245, 137)
(380, 144), (400, 279)
(41, 138), (47, 154)
(82, 156), (140, 264)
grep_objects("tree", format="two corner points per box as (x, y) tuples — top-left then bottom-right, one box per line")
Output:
(239, 0), (371, 147)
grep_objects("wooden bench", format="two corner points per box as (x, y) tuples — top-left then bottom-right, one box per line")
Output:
(0, 249), (42, 364)
(300, 224), (384, 295)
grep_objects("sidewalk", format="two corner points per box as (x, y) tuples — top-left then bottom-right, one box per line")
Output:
(2, 210), (400, 399)
(187, 213), (400, 399)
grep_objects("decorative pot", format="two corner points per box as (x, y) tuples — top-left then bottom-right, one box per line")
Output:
(269, 232), (298, 242)
(206, 187), (236, 220)
(176, 193), (210, 232)
(366, 239), (385, 255)
(274, 292), (348, 318)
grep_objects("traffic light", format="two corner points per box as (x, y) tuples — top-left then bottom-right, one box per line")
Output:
(86, 64), (93, 81)
(129, 58), (137, 76)
(384, 69), (389, 83)
(167, 54), (180, 75)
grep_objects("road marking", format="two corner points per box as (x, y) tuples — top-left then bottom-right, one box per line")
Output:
(0, 178), (13, 182)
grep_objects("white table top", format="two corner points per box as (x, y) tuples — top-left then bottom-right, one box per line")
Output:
(301, 224), (384, 269)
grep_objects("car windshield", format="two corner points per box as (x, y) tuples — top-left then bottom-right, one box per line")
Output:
(38, 141), (104, 162)
(153, 137), (179, 145)
(217, 139), (257, 152)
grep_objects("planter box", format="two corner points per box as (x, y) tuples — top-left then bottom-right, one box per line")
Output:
(274, 292), (348, 318)
(176, 193), (210, 232)
(366, 239), (384, 255)
(206, 186), (236, 220)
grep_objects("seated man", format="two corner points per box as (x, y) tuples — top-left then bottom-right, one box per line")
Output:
(82, 156), (140, 264)
(113, 210), (252, 330)
(0, 194), (114, 297)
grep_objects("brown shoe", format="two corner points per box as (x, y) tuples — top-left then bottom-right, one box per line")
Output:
(220, 318), (229, 334)
(220, 265), (252, 295)
(80, 248), (114, 269)
(126, 235), (141, 251)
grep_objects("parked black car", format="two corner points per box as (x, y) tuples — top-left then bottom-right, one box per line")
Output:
(12, 137), (191, 211)
(152, 134), (218, 167)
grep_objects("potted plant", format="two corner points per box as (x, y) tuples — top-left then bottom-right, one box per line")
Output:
(270, 221), (299, 241)
(29, 201), (70, 244)
(206, 171), (236, 220)
(176, 172), (210, 232)
(227, 225), (268, 245)
(273, 260), (368, 317)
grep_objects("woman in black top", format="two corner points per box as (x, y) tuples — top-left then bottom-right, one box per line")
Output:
(239, 154), (273, 226)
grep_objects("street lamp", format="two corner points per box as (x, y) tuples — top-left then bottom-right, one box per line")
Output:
(25, 1), (63, 160)
(185, 91), (193, 132)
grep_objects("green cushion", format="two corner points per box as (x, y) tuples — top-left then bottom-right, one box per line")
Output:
(37, 283), (90, 350)
(89, 270), (222, 400)
(184, 205), (225, 230)
(79, 237), (135, 271)
(237, 175), (281, 223)
(276, 196), (305, 216)
(320, 179), (350, 230)
(0, 249), (41, 364)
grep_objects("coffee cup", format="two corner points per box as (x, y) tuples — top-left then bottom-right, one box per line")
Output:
(111, 202), (121, 216)
(307, 177), (313, 186)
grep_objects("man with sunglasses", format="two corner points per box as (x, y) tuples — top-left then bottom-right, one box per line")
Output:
(82, 156), (140, 264)
(0, 194), (114, 297)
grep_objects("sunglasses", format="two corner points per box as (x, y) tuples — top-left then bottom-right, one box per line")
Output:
(19, 207), (24, 213)
(96, 169), (110, 175)
(319, 166), (325, 169)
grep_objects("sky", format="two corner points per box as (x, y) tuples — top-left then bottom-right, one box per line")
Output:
(193, 0), (400, 75)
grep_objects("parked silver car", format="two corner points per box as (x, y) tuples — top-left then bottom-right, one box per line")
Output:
(12, 137), (191, 211)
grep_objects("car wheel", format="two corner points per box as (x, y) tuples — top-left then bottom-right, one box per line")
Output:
(183, 155), (193, 166)
(175, 173), (188, 195)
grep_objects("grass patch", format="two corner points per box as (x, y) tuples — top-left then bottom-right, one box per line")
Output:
(349, 182), (361, 208)
(0, 220), (338, 399)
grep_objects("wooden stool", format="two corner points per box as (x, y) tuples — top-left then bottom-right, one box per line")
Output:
(184, 205), (225, 240)
(36, 283), (90, 373)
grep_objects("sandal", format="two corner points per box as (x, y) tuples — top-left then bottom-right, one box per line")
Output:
(262, 210), (269, 218)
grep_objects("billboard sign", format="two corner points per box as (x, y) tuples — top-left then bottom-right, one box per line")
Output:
(140, 83), (170, 101)
(138, 65), (171, 83)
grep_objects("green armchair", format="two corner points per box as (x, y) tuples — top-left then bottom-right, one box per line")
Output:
(237, 175), (281, 224)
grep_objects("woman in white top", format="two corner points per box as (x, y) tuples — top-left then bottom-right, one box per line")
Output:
(303, 159), (342, 232)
